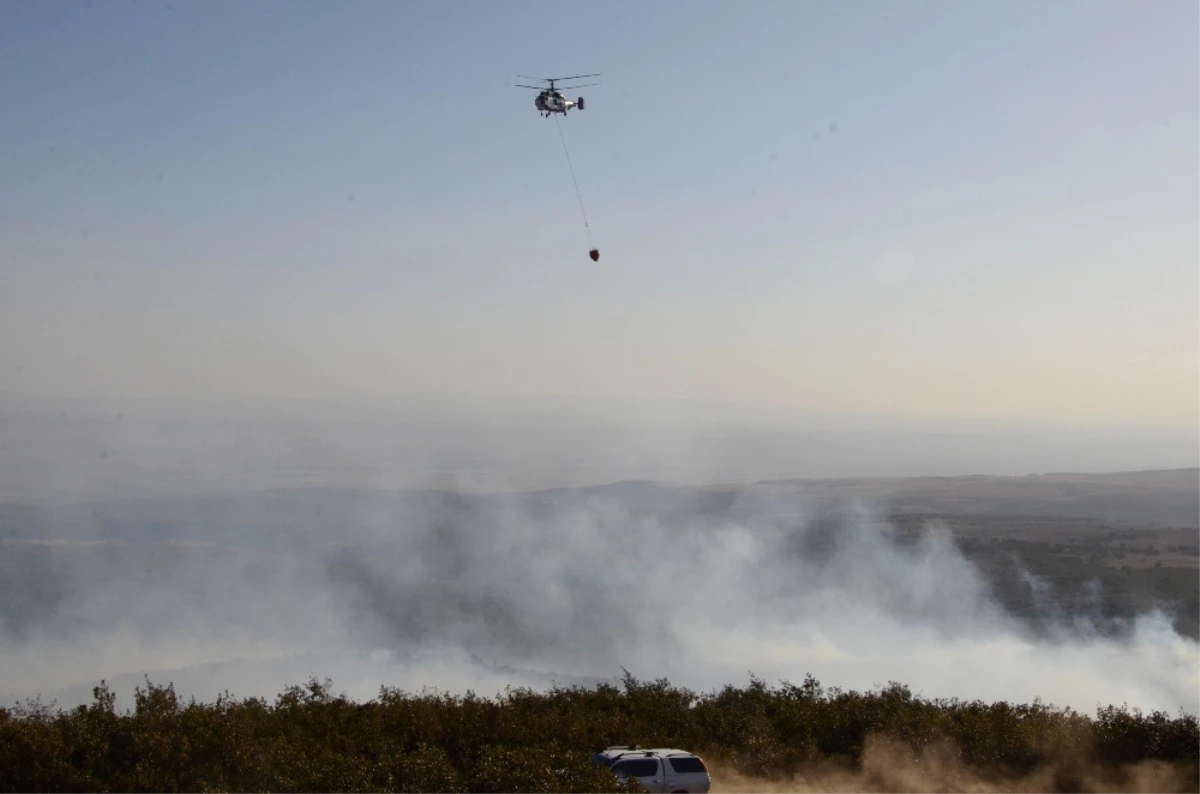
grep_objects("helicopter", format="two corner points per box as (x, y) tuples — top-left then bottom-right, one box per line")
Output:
(514, 74), (600, 117)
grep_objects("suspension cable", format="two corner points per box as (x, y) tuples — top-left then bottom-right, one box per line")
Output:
(554, 116), (596, 249)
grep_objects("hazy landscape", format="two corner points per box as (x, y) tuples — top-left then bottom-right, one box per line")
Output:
(1, 400), (1195, 720)
(2, 402), (1196, 791)
(3, 1), (1197, 789)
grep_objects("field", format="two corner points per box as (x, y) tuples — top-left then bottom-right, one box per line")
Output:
(694, 469), (1200, 639)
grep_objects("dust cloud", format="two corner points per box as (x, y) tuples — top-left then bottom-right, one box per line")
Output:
(709, 735), (1196, 793)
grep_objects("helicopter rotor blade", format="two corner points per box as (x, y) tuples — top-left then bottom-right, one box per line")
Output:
(513, 82), (600, 91)
(515, 73), (601, 82)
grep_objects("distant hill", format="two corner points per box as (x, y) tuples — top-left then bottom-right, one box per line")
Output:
(1, 469), (1196, 548)
(756, 468), (1200, 528)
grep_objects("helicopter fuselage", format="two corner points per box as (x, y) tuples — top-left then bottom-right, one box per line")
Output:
(535, 91), (577, 115)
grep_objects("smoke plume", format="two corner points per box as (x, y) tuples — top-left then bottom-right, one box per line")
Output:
(1, 478), (1195, 717)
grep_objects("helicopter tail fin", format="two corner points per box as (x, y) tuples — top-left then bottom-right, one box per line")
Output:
(577, 97), (585, 110)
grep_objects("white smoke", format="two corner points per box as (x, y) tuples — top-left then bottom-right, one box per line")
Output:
(2, 483), (1195, 717)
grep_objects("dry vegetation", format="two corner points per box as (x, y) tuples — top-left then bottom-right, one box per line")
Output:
(1, 672), (1196, 793)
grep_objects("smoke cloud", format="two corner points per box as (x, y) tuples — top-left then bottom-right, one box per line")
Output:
(1, 476), (1195, 717)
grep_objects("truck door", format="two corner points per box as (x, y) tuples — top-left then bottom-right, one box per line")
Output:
(611, 758), (665, 792)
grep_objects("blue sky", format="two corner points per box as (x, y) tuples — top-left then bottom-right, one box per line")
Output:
(1, 0), (1197, 427)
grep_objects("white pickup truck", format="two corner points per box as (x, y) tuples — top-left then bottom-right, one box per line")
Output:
(592, 746), (712, 793)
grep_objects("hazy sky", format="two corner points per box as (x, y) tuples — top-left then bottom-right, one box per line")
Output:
(2, 0), (1197, 427)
